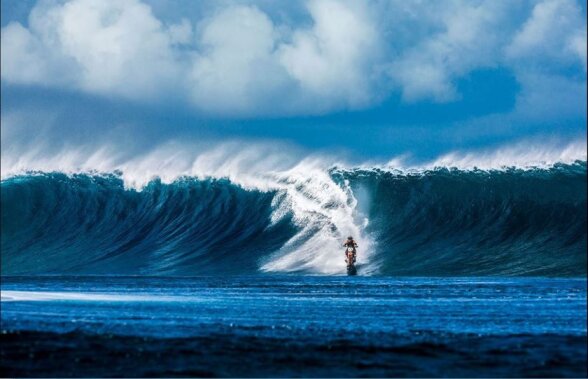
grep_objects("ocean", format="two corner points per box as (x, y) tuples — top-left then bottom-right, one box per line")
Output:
(2, 276), (586, 377)
(1, 161), (586, 376)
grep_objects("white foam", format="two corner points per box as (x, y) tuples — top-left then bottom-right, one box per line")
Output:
(384, 140), (587, 172)
(422, 140), (587, 171)
(0, 290), (183, 302)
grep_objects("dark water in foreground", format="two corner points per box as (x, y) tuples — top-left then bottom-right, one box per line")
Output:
(1, 276), (586, 377)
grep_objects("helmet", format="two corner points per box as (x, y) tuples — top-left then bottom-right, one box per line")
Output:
(347, 236), (353, 240)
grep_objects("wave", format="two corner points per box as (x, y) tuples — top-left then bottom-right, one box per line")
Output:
(1, 161), (586, 276)
(1, 174), (296, 275)
(332, 162), (587, 276)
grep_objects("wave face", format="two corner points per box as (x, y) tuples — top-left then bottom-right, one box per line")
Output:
(1, 174), (296, 275)
(332, 162), (587, 276)
(2, 162), (586, 276)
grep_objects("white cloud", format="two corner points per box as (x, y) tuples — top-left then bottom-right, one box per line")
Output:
(278, 0), (378, 109)
(189, 5), (287, 114)
(387, 1), (512, 102)
(1, 0), (586, 117)
(503, 0), (587, 122)
(167, 18), (192, 45)
(506, 0), (586, 68)
(2, 0), (186, 99)
(568, 30), (587, 69)
(1, 22), (73, 85)
(46, 0), (183, 99)
(2, 0), (381, 115)
(1, 22), (57, 85)
(188, 0), (380, 115)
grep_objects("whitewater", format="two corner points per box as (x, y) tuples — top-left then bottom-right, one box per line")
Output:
(1, 141), (586, 276)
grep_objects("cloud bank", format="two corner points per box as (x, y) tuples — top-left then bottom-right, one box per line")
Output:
(1, 0), (586, 116)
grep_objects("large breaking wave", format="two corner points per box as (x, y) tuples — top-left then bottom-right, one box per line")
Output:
(2, 155), (586, 276)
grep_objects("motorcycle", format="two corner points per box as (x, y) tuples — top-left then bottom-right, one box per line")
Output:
(345, 246), (357, 275)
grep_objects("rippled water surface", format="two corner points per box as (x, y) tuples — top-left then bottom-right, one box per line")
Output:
(1, 276), (586, 377)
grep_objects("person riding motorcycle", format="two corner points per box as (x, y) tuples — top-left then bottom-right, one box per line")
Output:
(343, 236), (358, 265)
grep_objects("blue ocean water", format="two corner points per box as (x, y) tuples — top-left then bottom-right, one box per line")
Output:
(1, 276), (586, 377)
(1, 162), (586, 376)
(2, 276), (586, 337)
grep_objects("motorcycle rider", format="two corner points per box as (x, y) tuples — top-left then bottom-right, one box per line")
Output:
(343, 236), (358, 264)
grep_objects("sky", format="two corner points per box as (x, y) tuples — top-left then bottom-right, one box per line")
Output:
(1, 0), (587, 162)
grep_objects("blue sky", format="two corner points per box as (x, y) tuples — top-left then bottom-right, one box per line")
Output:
(1, 0), (586, 161)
